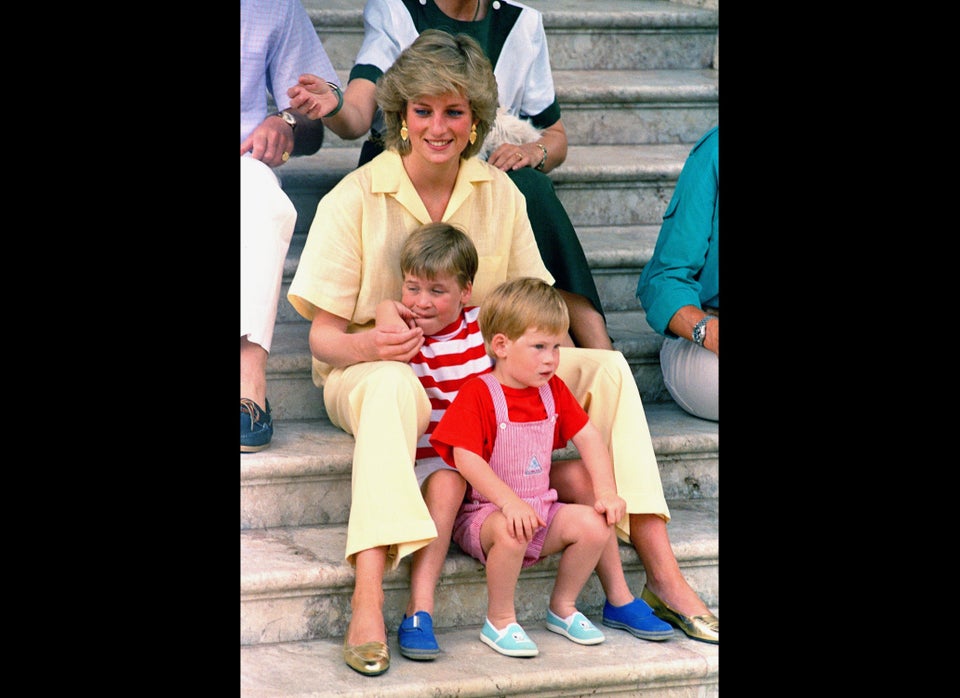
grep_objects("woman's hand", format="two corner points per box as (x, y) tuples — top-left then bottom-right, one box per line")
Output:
(486, 119), (568, 173)
(310, 307), (423, 369)
(487, 141), (541, 171)
(287, 74), (339, 120)
(372, 322), (424, 363)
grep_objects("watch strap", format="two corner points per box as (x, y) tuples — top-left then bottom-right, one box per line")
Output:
(692, 315), (713, 347)
(274, 110), (297, 132)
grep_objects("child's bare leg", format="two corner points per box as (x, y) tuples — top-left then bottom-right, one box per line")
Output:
(630, 513), (710, 617)
(479, 511), (527, 629)
(405, 469), (467, 616)
(540, 504), (611, 617)
(550, 459), (634, 606)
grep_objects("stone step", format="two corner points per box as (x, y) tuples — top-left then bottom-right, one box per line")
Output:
(241, 496), (718, 646)
(278, 142), (693, 236)
(262, 308), (671, 423)
(305, 0), (718, 73)
(311, 67), (718, 149)
(241, 607), (719, 697)
(241, 400), (718, 529)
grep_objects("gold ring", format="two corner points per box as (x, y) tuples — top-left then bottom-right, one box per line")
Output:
(515, 152), (522, 159)
(281, 151), (290, 162)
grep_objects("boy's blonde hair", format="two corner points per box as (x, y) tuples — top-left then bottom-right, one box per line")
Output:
(376, 29), (499, 160)
(478, 277), (569, 357)
(400, 222), (478, 290)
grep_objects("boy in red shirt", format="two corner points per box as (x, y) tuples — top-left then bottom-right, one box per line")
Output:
(430, 277), (628, 657)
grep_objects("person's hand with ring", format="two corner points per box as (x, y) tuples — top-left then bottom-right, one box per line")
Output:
(240, 111), (296, 168)
(488, 142), (532, 171)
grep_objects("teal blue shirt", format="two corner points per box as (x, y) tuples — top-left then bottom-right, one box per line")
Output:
(636, 126), (719, 337)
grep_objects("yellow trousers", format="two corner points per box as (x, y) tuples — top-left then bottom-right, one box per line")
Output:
(322, 348), (668, 569)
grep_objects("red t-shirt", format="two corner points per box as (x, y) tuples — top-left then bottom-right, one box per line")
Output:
(430, 373), (589, 467)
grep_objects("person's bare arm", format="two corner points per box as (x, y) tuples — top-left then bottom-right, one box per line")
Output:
(453, 446), (545, 542)
(486, 118), (569, 174)
(239, 115), (296, 167)
(667, 305), (719, 356)
(287, 74), (378, 141)
(570, 421), (626, 526)
(310, 306), (424, 370)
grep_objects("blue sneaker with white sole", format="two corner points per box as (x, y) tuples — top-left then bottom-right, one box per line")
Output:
(602, 597), (674, 641)
(480, 619), (538, 657)
(545, 609), (605, 645)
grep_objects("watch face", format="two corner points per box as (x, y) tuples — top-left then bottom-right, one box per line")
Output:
(279, 111), (295, 127)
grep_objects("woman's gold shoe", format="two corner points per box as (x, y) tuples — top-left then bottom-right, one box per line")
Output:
(640, 585), (718, 644)
(343, 640), (390, 676)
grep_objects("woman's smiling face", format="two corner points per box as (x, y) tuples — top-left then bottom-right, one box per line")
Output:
(403, 92), (475, 166)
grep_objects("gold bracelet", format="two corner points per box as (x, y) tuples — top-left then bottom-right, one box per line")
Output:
(534, 143), (548, 171)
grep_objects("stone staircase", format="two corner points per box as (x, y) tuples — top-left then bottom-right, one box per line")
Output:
(241, 1), (719, 695)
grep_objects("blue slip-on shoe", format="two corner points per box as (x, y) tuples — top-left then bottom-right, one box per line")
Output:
(602, 597), (674, 641)
(480, 619), (538, 657)
(545, 609), (605, 645)
(240, 398), (273, 453)
(398, 611), (440, 660)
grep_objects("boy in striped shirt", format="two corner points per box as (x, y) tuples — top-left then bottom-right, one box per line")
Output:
(375, 221), (491, 660)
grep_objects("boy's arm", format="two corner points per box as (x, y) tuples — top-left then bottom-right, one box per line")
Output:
(570, 422), (626, 525)
(453, 446), (545, 541)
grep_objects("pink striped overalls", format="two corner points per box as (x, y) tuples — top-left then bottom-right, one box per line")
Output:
(452, 373), (566, 568)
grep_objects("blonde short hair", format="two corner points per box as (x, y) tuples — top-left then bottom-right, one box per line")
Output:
(376, 29), (499, 159)
(400, 222), (478, 291)
(478, 278), (569, 358)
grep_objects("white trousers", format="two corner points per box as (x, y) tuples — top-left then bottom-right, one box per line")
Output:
(660, 336), (719, 421)
(240, 156), (296, 353)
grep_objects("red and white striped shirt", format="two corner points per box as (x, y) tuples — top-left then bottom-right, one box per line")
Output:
(409, 305), (492, 467)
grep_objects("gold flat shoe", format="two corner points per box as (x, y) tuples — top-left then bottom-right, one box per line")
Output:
(641, 585), (718, 644)
(343, 640), (390, 676)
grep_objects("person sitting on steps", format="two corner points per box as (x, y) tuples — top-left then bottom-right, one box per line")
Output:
(240, 0), (341, 453)
(287, 0), (613, 351)
(287, 30), (715, 678)
(432, 276), (633, 658)
(636, 125), (718, 422)
(375, 222), (673, 661)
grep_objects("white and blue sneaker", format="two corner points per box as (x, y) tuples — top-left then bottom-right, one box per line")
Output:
(545, 609), (605, 645)
(480, 618), (539, 657)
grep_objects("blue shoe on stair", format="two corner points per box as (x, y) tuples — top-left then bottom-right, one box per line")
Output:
(240, 398), (273, 453)
(398, 611), (440, 660)
(545, 609), (605, 645)
(602, 597), (674, 641)
(480, 619), (538, 657)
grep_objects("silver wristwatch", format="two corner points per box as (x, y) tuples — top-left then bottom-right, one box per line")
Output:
(692, 316), (712, 347)
(274, 110), (297, 132)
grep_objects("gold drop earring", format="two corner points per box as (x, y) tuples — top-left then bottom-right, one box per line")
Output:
(400, 120), (409, 141)
(469, 122), (477, 145)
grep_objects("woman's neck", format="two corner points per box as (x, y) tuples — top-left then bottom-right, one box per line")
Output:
(434, 0), (485, 22)
(401, 153), (461, 220)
